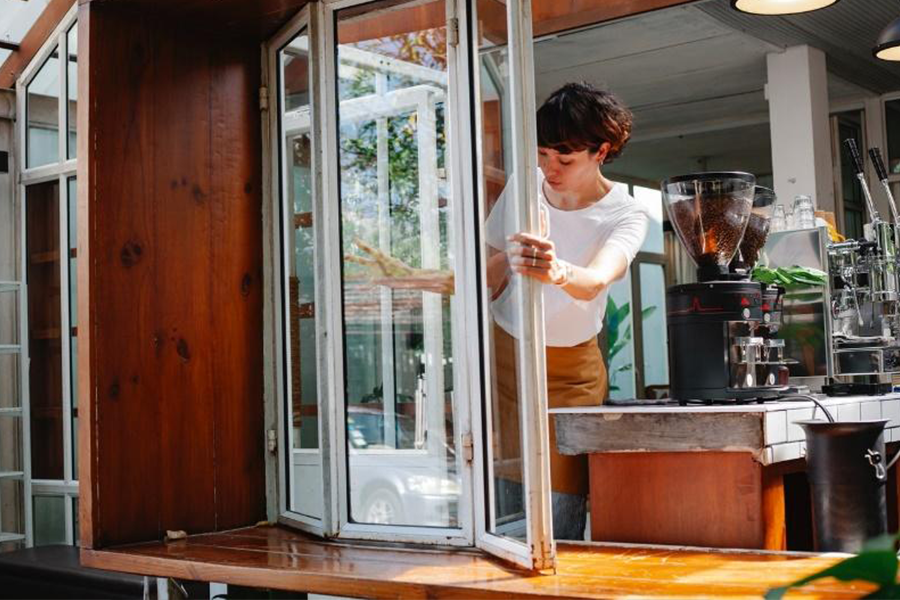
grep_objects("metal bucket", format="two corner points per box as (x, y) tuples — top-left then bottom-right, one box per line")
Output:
(797, 419), (890, 553)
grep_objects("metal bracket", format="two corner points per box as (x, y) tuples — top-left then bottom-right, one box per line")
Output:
(462, 432), (473, 465)
(259, 86), (270, 112)
(267, 429), (277, 454)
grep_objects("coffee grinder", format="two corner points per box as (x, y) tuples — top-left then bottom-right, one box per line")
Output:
(663, 172), (787, 403)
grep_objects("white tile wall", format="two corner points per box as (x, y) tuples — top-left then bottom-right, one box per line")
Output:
(764, 411), (787, 445)
(861, 401), (883, 422)
(787, 407), (815, 442)
(837, 403), (862, 423)
(771, 442), (802, 463)
(884, 400), (900, 427)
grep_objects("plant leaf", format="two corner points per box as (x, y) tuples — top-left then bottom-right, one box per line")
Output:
(765, 550), (899, 600)
(641, 306), (657, 319)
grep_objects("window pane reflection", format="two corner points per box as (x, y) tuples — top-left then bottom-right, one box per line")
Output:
(336, 0), (461, 528)
(476, 0), (528, 540)
(27, 48), (60, 169)
(67, 24), (78, 159)
(280, 29), (324, 521)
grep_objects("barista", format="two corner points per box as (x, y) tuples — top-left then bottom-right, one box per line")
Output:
(485, 82), (649, 539)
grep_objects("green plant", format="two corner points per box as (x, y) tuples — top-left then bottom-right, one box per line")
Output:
(605, 297), (657, 392)
(766, 534), (900, 599)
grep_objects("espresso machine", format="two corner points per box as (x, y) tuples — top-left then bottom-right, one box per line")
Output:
(663, 172), (788, 403)
(825, 140), (900, 388)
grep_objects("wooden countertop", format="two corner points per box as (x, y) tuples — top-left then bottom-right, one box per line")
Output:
(80, 525), (876, 599)
(551, 393), (900, 465)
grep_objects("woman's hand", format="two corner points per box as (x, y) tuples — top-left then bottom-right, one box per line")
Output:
(507, 232), (569, 286)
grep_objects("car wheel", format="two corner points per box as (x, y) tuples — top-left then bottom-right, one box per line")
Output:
(362, 488), (402, 525)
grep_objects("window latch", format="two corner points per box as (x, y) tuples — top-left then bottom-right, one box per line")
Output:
(462, 432), (473, 465)
(448, 17), (459, 48)
(267, 429), (277, 454)
(259, 86), (269, 112)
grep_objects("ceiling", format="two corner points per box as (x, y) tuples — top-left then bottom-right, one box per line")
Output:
(531, 0), (900, 185)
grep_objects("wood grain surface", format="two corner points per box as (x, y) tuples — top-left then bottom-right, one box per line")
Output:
(589, 452), (786, 550)
(81, 525), (877, 599)
(555, 411), (765, 455)
(78, 1), (265, 548)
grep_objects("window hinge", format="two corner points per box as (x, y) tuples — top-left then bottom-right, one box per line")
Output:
(448, 17), (459, 48)
(267, 429), (277, 454)
(259, 86), (269, 112)
(462, 432), (473, 465)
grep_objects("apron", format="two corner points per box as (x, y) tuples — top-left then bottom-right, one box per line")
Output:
(490, 323), (608, 496)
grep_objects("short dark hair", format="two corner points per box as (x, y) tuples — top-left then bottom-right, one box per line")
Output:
(537, 82), (633, 164)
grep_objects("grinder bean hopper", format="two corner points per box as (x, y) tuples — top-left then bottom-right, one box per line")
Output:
(663, 172), (787, 403)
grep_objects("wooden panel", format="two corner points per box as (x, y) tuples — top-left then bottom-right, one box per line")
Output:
(79, 1), (265, 548)
(207, 36), (265, 529)
(0, 0), (75, 90)
(81, 525), (875, 598)
(78, 0), (309, 41)
(589, 452), (786, 550)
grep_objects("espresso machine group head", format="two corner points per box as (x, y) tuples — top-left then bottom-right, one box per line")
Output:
(662, 172), (787, 403)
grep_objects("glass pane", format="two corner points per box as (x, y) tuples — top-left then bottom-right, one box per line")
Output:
(638, 263), (668, 394)
(336, 0), (461, 528)
(887, 100), (900, 176)
(26, 181), (63, 480)
(837, 111), (865, 241)
(280, 29), (323, 520)
(67, 23), (77, 159)
(27, 47), (60, 169)
(0, 355), (19, 409)
(476, 0), (528, 540)
(73, 497), (80, 546)
(634, 186), (664, 255)
(605, 272), (635, 400)
(0, 287), (18, 346)
(0, 416), (22, 473)
(0, 479), (25, 537)
(67, 177), (77, 465)
(33, 495), (67, 546)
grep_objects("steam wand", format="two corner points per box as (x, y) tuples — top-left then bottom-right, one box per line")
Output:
(869, 147), (900, 230)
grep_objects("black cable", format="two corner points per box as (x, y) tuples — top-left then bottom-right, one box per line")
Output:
(778, 394), (836, 423)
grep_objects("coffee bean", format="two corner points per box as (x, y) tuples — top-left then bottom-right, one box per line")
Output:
(669, 195), (750, 268)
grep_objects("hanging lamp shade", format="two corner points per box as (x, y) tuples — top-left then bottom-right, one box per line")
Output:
(731, 0), (840, 15)
(875, 16), (900, 61)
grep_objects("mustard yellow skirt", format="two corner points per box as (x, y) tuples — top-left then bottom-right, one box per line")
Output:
(491, 324), (608, 496)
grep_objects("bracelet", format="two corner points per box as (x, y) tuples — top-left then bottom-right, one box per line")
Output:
(555, 261), (571, 287)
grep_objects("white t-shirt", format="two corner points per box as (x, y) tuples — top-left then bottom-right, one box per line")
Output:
(485, 170), (649, 347)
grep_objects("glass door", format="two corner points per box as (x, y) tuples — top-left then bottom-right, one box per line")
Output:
(470, 0), (555, 570)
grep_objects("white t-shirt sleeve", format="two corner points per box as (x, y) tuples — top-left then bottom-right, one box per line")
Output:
(602, 203), (650, 264)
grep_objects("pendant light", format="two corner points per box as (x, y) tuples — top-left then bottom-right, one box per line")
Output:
(731, 0), (841, 16)
(875, 16), (900, 61)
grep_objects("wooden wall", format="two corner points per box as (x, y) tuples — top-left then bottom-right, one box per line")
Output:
(77, 1), (267, 548)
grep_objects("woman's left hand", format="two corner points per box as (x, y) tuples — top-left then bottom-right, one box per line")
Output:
(507, 232), (568, 285)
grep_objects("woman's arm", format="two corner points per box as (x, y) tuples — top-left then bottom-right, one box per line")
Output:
(507, 232), (624, 301)
(508, 209), (647, 301)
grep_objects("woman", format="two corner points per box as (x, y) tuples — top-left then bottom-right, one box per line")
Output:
(485, 82), (649, 540)
(353, 81), (648, 539)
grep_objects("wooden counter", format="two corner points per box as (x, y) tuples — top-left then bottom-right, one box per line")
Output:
(81, 525), (876, 599)
(552, 394), (900, 550)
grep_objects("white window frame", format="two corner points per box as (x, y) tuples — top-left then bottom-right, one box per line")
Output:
(264, 0), (555, 570)
(14, 2), (80, 548)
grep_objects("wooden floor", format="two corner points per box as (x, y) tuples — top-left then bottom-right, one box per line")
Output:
(81, 525), (877, 599)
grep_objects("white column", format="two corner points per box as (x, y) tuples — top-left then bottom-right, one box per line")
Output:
(766, 45), (835, 212)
